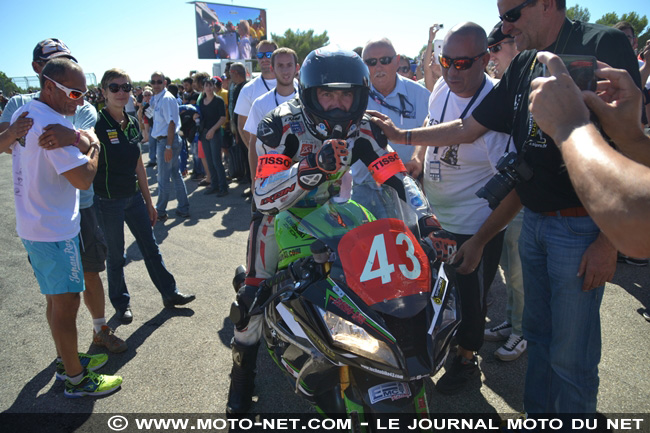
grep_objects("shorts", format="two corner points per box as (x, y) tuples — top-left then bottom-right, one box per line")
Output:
(79, 205), (108, 273)
(22, 236), (86, 295)
(198, 140), (205, 159)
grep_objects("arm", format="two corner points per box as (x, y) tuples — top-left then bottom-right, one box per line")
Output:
(452, 190), (523, 274)
(206, 116), (226, 139)
(422, 25), (442, 92)
(367, 110), (489, 148)
(238, 115), (250, 148)
(61, 141), (100, 190)
(135, 156), (157, 226)
(248, 134), (258, 178)
(164, 120), (175, 162)
(0, 113), (33, 154)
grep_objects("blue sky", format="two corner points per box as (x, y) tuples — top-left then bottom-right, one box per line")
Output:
(2, 0), (646, 83)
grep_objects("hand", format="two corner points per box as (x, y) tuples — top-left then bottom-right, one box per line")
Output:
(404, 159), (423, 178)
(147, 203), (158, 227)
(206, 129), (214, 140)
(164, 147), (173, 163)
(529, 52), (590, 144)
(429, 24), (441, 43)
(8, 112), (33, 141)
(38, 123), (76, 150)
(578, 233), (617, 291)
(582, 63), (644, 146)
(316, 139), (349, 174)
(451, 236), (483, 275)
(366, 110), (404, 143)
(423, 229), (457, 264)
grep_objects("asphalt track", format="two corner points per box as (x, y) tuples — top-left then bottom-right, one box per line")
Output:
(0, 151), (648, 429)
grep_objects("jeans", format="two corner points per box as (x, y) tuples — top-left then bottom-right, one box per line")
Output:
(95, 191), (180, 312)
(519, 209), (604, 413)
(156, 134), (189, 215)
(501, 210), (524, 336)
(148, 134), (157, 164)
(201, 130), (228, 192)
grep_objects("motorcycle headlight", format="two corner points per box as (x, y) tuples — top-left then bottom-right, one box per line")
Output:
(318, 307), (399, 368)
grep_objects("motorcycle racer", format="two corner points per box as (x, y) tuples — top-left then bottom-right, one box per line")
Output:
(227, 46), (455, 415)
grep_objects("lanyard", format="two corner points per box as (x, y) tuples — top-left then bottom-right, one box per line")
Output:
(368, 89), (415, 124)
(433, 76), (487, 155)
(261, 76), (271, 91)
(273, 87), (298, 107)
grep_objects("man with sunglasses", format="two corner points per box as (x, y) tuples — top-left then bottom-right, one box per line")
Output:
(0, 39), (128, 351)
(7, 58), (123, 398)
(369, 0), (641, 414)
(150, 71), (190, 221)
(352, 38), (430, 189)
(411, 22), (511, 395)
(487, 21), (519, 79)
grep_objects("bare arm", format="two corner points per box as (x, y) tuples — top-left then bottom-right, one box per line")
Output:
(0, 114), (33, 154)
(422, 25), (442, 92)
(163, 121), (175, 163)
(248, 134), (258, 179)
(135, 156), (157, 226)
(61, 142), (100, 190)
(238, 115), (250, 148)
(367, 110), (489, 148)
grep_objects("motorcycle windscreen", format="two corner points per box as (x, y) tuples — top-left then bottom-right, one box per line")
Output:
(338, 218), (431, 314)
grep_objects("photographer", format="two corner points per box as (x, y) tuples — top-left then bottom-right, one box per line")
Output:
(369, 0), (642, 414)
(529, 52), (650, 258)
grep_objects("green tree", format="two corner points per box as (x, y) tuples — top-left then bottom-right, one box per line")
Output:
(0, 71), (22, 95)
(270, 29), (330, 63)
(596, 11), (648, 37)
(567, 5), (590, 22)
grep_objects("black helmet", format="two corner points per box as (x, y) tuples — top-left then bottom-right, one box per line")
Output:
(299, 46), (370, 140)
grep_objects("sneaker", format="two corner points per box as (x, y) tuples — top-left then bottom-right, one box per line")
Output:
(93, 326), (128, 353)
(157, 213), (168, 222)
(64, 369), (122, 398)
(435, 355), (480, 395)
(55, 352), (108, 381)
(484, 321), (512, 342)
(643, 309), (650, 322)
(495, 333), (527, 361)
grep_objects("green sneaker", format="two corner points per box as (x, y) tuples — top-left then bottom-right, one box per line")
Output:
(64, 369), (122, 398)
(55, 352), (108, 381)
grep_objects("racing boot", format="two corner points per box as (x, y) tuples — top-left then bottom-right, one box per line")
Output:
(226, 341), (259, 414)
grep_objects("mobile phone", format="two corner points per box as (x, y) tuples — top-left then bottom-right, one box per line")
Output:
(433, 40), (443, 65)
(558, 54), (597, 92)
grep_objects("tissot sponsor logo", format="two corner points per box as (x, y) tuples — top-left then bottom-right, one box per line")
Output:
(370, 153), (400, 171)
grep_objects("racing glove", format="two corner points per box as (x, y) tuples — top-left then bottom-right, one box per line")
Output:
(298, 139), (350, 190)
(419, 215), (457, 263)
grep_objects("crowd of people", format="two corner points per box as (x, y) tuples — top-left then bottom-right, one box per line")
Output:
(1, 0), (649, 419)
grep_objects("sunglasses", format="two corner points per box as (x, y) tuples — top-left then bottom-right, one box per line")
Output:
(256, 51), (273, 59)
(439, 53), (486, 70)
(364, 56), (395, 67)
(488, 39), (515, 53)
(397, 66), (411, 73)
(499, 0), (536, 23)
(107, 83), (133, 93)
(150, 79), (164, 85)
(43, 74), (87, 100)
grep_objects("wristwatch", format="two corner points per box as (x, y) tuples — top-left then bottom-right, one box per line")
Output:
(165, 145), (172, 149)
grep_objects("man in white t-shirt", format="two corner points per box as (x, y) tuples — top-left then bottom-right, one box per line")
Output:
(234, 40), (278, 177)
(416, 23), (509, 395)
(244, 48), (300, 176)
(9, 58), (122, 398)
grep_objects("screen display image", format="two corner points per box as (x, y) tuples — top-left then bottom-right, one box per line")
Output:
(195, 2), (267, 60)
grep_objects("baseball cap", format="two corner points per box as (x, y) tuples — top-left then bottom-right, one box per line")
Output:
(487, 22), (513, 47)
(33, 38), (77, 62)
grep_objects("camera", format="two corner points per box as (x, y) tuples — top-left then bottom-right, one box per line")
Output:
(476, 152), (533, 210)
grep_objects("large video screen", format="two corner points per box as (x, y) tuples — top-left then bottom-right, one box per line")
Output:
(195, 2), (267, 60)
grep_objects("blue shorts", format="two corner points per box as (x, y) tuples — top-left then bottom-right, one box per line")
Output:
(22, 236), (86, 295)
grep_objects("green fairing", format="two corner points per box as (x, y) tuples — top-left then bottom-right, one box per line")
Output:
(274, 200), (375, 270)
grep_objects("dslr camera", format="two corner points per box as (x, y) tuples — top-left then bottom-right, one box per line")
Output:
(476, 152), (533, 210)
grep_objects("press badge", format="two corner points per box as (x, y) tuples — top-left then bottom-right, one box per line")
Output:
(428, 160), (441, 182)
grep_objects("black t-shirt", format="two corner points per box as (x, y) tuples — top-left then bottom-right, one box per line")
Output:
(94, 109), (143, 199)
(199, 95), (226, 132)
(472, 19), (641, 212)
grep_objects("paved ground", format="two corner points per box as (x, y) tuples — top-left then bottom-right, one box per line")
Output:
(0, 151), (649, 423)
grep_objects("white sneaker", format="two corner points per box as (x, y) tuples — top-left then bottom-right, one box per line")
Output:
(484, 321), (512, 341)
(495, 333), (527, 361)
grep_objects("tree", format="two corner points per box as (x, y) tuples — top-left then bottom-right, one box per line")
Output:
(596, 11), (648, 37)
(566, 5), (590, 22)
(0, 71), (22, 95)
(270, 29), (329, 63)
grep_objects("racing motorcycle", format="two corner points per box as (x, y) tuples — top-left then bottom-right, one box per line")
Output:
(237, 182), (461, 430)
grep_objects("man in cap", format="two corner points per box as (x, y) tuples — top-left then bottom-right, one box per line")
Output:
(0, 39), (127, 350)
(487, 22), (519, 79)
